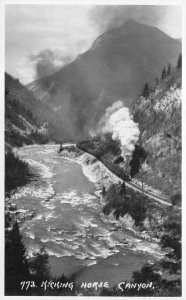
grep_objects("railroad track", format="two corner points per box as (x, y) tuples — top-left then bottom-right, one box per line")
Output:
(75, 144), (181, 210)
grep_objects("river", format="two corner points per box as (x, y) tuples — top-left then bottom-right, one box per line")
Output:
(8, 144), (163, 287)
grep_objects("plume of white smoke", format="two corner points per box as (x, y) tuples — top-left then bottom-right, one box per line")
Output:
(100, 100), (140, 161)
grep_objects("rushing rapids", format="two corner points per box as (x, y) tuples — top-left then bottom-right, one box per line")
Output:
(7, 144), (164, 287)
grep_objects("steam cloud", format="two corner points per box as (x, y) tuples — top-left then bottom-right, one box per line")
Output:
(30, 49), (73, 79)
(90, 5), (168, 33)
(100, 100), (140, 161)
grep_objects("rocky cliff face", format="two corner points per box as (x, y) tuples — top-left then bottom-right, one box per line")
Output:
(132, 69), (181, 199)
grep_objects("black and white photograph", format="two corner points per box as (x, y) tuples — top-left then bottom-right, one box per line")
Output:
(3, 1), (182, 297)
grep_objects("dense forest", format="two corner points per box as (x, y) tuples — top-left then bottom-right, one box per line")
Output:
(5, 150), (32, 196)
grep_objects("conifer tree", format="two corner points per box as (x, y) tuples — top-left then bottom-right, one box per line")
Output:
(177, 54), (182, 69)
(142, 82), (150, 98)
(155, 77), (159, 86)
(167, 63), (171, 76)
(161, 67), (167, 80)
(5, 221), (30, 295)
(29, 246), (50, 282)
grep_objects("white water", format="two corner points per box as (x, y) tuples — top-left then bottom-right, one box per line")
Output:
(8, 144), (164, 286)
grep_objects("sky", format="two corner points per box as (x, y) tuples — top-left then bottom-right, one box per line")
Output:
(5, 5), (182, 84)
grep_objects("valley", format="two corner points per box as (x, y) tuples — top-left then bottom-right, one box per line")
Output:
(5, 13), (182, 296)
(6, 144), (165, 287)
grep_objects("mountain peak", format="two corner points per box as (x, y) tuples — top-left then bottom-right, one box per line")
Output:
(116, 19), (156, 34)
(28, 21), (181, 140)
(91, 20), (161, 51)
(124, 19), (139, 26)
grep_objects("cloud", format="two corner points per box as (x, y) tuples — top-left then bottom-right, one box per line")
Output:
(5, 5), (98, 84)
(30, 49), (73, 79)
(5, 5), (181, 84)
(89, 5), (181, 37)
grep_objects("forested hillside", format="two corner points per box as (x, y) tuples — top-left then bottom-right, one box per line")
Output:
(5, 73), (65, 195)
(132, 65), (181, 201)
(5, 73), (68, 147)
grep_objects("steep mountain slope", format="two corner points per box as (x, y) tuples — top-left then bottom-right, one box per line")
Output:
(5, 73), (69, 146)
(132, 69), (181, 199)
(5, 91), (40, 147)
(27, 20), (181, 139)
